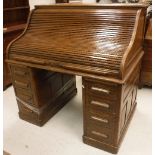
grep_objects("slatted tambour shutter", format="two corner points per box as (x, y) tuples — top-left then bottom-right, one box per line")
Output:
(10, 7), (137, 78)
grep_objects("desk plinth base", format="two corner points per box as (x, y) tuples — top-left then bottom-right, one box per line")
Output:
(83, 136), (118, 154)
(18, 88), (77, 126)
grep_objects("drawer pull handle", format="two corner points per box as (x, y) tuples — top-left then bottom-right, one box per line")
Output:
(92, 131), (108, 139)
(91, 101), (109, 108)
(91, 116), (108, 123)
(15, 81), (29, 88)
(91, 87), (110, 94)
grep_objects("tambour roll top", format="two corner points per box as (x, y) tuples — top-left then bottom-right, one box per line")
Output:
(7, 4), (147, 80)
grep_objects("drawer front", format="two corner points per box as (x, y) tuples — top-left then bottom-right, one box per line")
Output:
(87, 108), (117, 129)
(86, 80), (118, 99)
(11, 65), (30, 80)
(11, 67), (33, 93)
(86, 123), (114, 144)
(13, 79), (31, 90)
(87, 94), (117, 114)
(15, 87), (35, 106)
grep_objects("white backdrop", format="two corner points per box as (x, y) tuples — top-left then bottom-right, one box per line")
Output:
(29, 0), (55, 9)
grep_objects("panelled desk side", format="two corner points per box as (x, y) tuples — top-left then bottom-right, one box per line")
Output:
(6, 4), (147, 154)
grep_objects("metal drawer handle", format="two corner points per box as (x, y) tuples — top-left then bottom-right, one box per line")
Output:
(92, 131), (108, 139)
(91, 116), (109, 124)
(91, 101), (109, 108)
(91, 87), (110, 94)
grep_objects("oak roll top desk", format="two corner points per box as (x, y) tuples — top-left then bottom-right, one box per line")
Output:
(6, 4), (147, 154)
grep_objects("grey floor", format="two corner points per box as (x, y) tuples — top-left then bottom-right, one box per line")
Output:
(3, 76), (152, 155)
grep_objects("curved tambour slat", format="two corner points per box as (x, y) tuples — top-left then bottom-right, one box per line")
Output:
(9, 6), (138, 78)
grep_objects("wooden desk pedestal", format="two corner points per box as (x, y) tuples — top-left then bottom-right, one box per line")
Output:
(82, 65), (139, 153)
(10, 64), (77, 126)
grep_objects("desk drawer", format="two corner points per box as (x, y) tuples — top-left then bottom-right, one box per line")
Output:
(87, 109), (116, 129)
(13, 79), (31, 90)
(11, 65), (32, 91)
(87, 94), (117, 114)
(86, 123), (114, 145)
(11, 65), (29, 75)
(86, 81), (118, 99)
(10, 65), (30, 80)
(15, 88), (34, 106)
